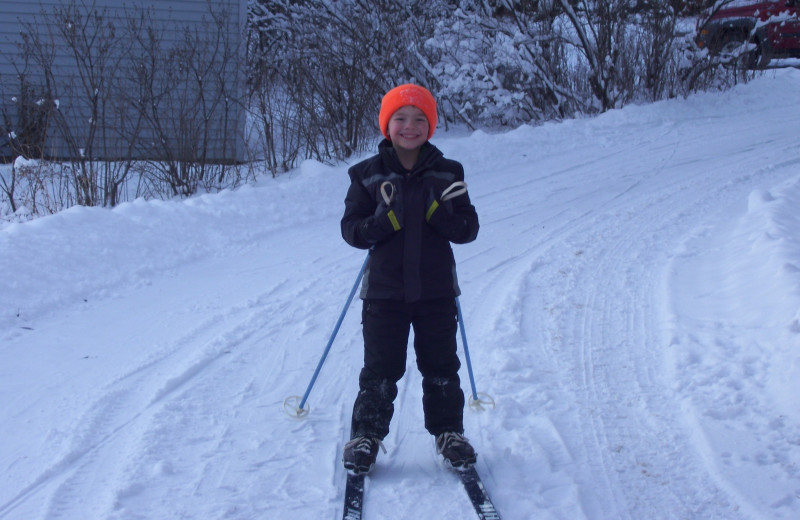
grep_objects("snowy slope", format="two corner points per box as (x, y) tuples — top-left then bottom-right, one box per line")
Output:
(2, 69), (800, 520)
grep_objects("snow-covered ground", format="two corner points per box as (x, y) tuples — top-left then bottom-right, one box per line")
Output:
(2, 69), (800, 520)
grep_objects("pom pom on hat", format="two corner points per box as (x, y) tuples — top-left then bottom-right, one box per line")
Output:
(379, 84), (437, 141)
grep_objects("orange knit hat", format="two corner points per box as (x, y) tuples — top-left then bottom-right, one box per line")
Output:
(379, 84), (437, 141)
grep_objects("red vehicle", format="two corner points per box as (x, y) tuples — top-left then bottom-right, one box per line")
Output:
(695, 0), (800, 67)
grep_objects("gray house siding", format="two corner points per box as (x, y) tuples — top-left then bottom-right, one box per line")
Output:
(0, 0), (248, 163)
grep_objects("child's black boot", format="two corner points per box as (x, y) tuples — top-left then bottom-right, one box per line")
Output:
(436, 432), (477, 468)
(343, 436), (385, 474)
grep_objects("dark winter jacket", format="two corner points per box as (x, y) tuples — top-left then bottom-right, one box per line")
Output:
(341, 140), (479, 302)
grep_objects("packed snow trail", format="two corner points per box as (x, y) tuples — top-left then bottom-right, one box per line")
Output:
(1, 69), (799, 519)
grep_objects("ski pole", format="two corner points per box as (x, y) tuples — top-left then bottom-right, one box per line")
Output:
(284, 254), (368, 418)
(456, 296), (495, 411)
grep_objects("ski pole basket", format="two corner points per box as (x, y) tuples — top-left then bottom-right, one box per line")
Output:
(456, 297), (496, 412)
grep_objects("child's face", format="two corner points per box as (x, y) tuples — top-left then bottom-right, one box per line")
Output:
(387, 105), (429, 152)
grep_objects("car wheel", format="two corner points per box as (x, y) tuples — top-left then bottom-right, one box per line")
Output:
(719, 33), (765, 69)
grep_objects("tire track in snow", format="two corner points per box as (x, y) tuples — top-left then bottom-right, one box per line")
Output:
(31, 296), (301, 518)
(665, 155), (800, 519)
(0, 219), (361, 519)
(103, 232), (364, 519)
(452, 116), (800, 518)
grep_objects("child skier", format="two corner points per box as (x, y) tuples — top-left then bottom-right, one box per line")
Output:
(340, 84), (480, 474)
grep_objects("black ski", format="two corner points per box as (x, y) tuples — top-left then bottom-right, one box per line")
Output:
(455, 466), (501, 520)
(342, 472), (365, 520)
(342, 465), (499, 520)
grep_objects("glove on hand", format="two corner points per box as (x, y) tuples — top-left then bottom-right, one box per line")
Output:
(426, 181), (467, 221)
(425, 190), (452, 224)
(425, 181), (467, 234)
(375, 198), (402, 232)
(360, 181), (402, 244)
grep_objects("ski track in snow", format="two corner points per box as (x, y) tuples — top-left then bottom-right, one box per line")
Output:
(2, 70), (800, 519)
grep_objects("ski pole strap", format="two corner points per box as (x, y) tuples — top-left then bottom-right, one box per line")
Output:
(381, 181), (401, 230)
(425, 200), (439, 222)
(387, 209), (401, 231)
(380, 181), (395, 204)
(441, 181), (467, 202)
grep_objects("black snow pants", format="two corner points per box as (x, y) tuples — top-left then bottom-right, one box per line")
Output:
(350, 297), (465, 439)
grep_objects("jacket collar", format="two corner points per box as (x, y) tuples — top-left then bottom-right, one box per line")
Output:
(378, 139), (443, 177)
